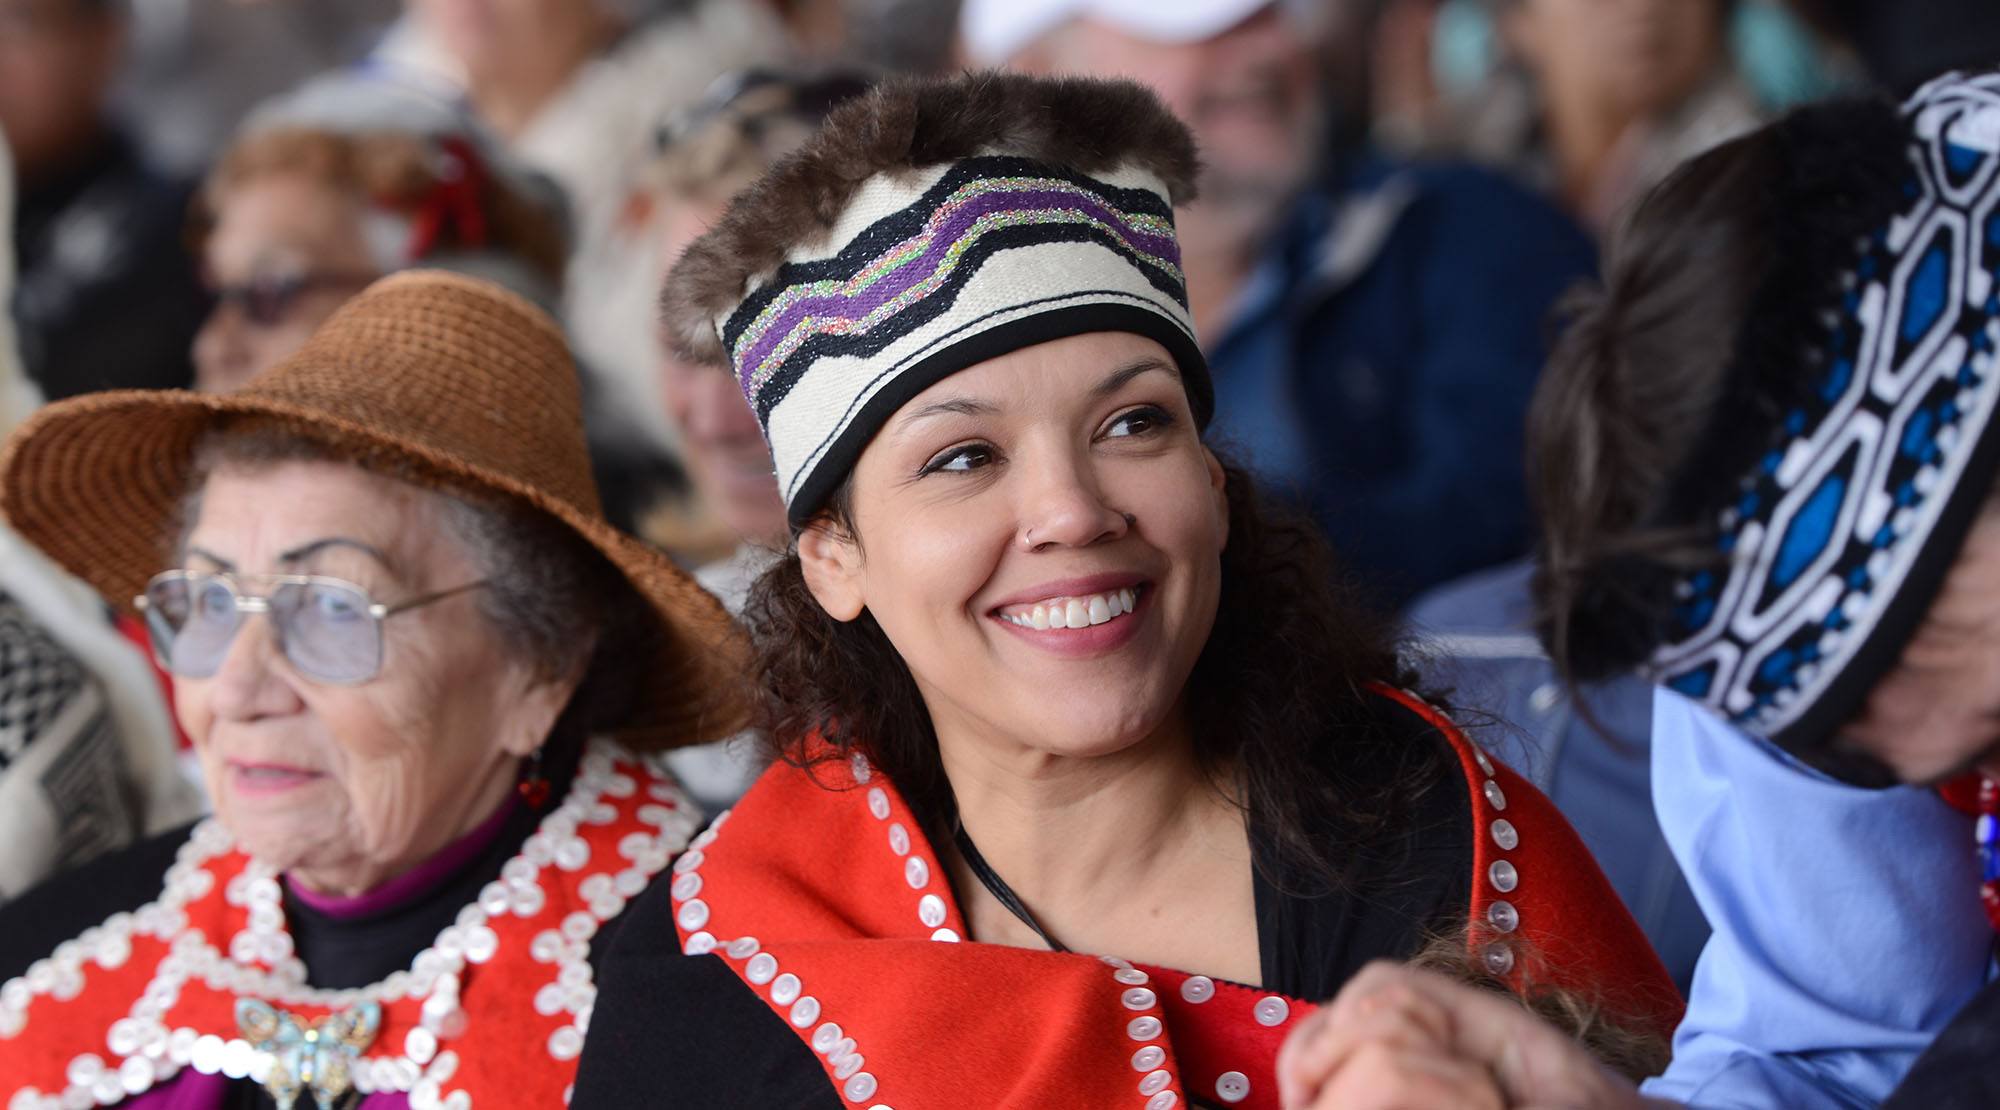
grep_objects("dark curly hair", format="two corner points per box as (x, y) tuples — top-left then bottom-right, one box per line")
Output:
(742, 454), (1450, 891)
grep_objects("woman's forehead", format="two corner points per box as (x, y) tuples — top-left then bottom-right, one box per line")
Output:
(186, 460), (455, 577)
(209, 173), (368, 254)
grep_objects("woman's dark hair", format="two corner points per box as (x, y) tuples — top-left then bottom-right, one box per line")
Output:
(1529, 94), (1909, 685)
(743, 454), (1448, 890)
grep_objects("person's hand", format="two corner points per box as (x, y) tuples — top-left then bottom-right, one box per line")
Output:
(1277, 961), (1667, 1109)
(1275, 961), (1506, 1109)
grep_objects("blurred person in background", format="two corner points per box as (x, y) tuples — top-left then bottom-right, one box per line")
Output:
(1, 0), (206, 398)
(1449, 0), (1767, 233)
(636, 67), (871, 809)
(187, 74), (568, 395)
(1371, 1), (1845, 157)
(386, 0), (784, 494)
(0, 124), (203, 906)
(963, 0), (1598, 605)
(642, 69), (873, 606)
(1398, 0), (1741, 984)
(189, 74), (687, 534)
(0, 131), (32, 434)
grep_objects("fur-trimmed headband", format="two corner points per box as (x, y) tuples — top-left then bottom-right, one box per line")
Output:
(661, 71), (1210, 524)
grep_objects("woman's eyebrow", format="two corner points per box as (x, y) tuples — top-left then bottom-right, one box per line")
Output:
(185, 546), (234, 571)
(277, 537), (399, 576)
(895, 396), (998, 430)
(894, 357), (1176, 432)
(1090, 357), (1177, 398)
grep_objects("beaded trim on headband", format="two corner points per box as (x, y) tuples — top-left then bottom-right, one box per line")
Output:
(1651, 71), (2000, 749)
(713, 154), (1209, 524)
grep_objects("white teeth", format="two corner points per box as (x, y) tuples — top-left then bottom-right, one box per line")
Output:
(997, 586), (1144, 630)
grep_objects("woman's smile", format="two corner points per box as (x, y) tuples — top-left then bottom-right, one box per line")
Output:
(988, 574), (1152, 657)
(223, 758), (328, 797)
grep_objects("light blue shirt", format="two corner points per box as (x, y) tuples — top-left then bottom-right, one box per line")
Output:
(1641, 691), (1995, 1107)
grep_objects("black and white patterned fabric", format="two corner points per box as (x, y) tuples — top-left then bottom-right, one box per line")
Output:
(0, 594), (89, 771)
(709, 155), (1210, 524)
(0, 589), (140, 900)
(1652, 71), (2000, 751)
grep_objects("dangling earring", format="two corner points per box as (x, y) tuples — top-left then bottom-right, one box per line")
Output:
(517, 747), (550, 810)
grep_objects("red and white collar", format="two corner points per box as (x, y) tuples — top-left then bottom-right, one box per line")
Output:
(673, 749), (1223, 1109)
(671, 687), (1683, 1110)
(0, 742), (699, 1110)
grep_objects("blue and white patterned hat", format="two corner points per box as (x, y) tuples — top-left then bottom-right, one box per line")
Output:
(1652, 71), (2000, 755)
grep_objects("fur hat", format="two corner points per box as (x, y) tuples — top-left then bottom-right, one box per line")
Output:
(662, 70), (1209, 525)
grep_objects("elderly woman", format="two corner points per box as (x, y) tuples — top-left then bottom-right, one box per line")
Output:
(1275, 71), (2000, 1108)
(573, 72), (1679, 1109)
(0, 271), (746, 1108)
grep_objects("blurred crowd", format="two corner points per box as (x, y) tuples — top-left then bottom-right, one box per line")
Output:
(3, 0), (2000, 1106)
(12, 0), (1981, 576)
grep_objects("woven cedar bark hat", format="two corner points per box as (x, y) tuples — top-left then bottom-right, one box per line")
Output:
(0, 270), (749, 747)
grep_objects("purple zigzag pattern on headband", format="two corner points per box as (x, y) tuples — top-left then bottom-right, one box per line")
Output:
(729, 175), (1183, 405)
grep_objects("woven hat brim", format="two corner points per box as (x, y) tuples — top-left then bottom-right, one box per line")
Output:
(0, 389), (752, 748)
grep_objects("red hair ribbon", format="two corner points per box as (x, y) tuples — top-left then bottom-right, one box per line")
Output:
(404, 134), (491, 262)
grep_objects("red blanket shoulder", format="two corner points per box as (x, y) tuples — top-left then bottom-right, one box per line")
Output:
(671, 688), (1681, 1110)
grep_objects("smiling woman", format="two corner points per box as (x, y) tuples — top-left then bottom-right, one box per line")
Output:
(572, 72), (1681, 1110)
(0, 272), (748, 1108)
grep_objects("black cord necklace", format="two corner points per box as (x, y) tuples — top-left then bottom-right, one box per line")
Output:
(951, 825), (1071, 953)
(957, 829), (1248, 1110)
